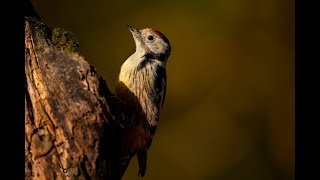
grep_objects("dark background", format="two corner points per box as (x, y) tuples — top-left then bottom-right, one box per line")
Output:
(31, 0), (295, 179)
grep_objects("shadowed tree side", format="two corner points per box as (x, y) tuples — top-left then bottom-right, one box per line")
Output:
(24, 1), (126, 179)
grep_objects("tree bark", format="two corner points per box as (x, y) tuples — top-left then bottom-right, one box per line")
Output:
(24, 6), (124, 179)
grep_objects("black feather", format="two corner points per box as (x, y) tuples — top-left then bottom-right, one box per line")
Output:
(137, 151), (147, 177)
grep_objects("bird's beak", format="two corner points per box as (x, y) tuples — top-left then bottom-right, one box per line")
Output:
(126, 24), (145, 52)
(126, 24), (140, 40)
(126, 24), (139, 34)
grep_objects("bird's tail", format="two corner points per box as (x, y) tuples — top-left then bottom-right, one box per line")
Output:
(137, 151), (147, 177)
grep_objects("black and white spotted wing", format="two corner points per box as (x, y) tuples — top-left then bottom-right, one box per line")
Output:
(154, 65), (167, 112)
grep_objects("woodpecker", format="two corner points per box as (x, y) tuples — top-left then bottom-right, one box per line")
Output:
(114, 25), (171, 178)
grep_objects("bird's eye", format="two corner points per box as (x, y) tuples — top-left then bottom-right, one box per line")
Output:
(147, 35), (154, 41)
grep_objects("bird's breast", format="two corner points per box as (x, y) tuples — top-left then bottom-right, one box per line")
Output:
(116, 60), (160, 126)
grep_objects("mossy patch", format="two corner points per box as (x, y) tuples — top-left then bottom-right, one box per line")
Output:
(26, 17), (79, 54)
(52, 28), (79, 54)
(25, 17), (52, 40)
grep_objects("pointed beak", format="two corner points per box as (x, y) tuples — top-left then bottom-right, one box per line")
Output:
(126, 24), (139, 35)
(126, 24), (145, 52)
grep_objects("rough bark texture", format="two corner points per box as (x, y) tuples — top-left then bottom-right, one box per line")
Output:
(25, 16), (124, 179)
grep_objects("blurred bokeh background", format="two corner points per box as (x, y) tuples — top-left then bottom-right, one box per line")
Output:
(31, 0), (294, 179)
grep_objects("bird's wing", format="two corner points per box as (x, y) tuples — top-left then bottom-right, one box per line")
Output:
(154, 65), (167, 112)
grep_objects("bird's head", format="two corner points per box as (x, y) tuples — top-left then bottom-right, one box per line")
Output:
(126, 25), (171, 62)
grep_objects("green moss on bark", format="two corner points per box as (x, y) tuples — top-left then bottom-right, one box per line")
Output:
(25, 17), (52, 40)
(52, 28), (79, 54)
(26, 17), (79, 54)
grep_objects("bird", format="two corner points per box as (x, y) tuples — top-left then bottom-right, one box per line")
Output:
(113, 24), (171, 179)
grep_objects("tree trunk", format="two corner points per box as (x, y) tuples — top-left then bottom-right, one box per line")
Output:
(24, 5), (124, 179)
